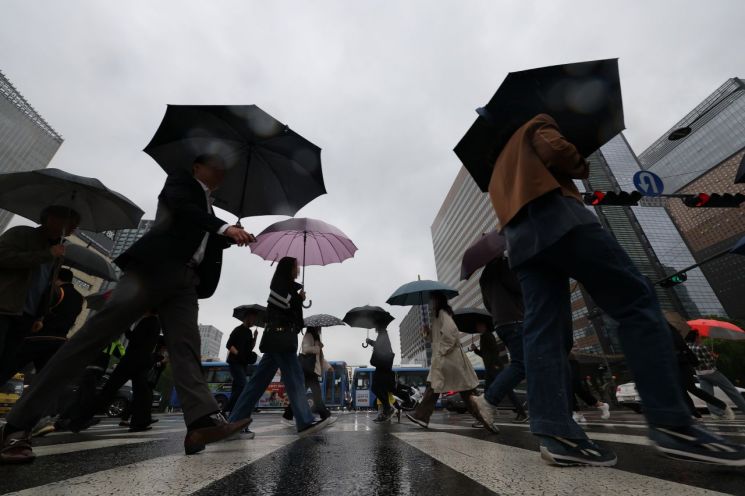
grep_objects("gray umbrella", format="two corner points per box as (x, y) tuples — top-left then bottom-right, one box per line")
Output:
(0, 168), (143, 231)
(304, 314), (346, 328)
(62, 244), (118, 282)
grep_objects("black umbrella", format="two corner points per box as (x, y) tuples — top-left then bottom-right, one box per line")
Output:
(461, 230), (507, 280)
(232, 304), (267, 327)
(63, 244), (118, 282)
(144, 105), (326, 221)
(455, 58), (625, 191)
(343, 305), (395, 329)
(453, 308), (493, 334)
(0, 168), (144, 231)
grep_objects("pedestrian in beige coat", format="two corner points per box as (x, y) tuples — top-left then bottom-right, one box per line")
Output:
(406, 291), (498, 433)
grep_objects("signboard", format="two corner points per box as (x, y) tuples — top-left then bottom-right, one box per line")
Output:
(633, 170), (665, 197)
(355, 389), (370, 408)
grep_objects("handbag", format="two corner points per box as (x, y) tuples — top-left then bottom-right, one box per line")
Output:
(259, 325), (298, 354)
(299, 353), (317, 376)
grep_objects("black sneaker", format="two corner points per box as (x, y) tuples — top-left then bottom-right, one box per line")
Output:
(513, 413), (529, 423)
(649, 424), (745, 466)
(69, 417), (100, 434)
(298, 417), (332, 437)
(405, 413), (428, 429)
(539, 435), (617, 467)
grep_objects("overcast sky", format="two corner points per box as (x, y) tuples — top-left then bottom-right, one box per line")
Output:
(2, 1), (744, 365)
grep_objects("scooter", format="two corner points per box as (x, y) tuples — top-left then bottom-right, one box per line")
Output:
(392, 384), (423, 422)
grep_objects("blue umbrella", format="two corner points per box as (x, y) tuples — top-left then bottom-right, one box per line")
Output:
(386, 279), (458, 306)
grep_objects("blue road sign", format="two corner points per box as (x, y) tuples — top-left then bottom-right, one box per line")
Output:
(633, 170), (665, 197)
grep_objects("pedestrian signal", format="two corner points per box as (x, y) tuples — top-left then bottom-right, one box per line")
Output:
(583, 191), (642, 206)
(659, 273), (687, 288)
(682, 193), (745, 208)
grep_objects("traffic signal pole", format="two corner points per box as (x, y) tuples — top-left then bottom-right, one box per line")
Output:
(653, 246), (733, 287)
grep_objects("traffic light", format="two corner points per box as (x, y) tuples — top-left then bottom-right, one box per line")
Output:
(682, 193), (745, 208)
(659, 273), (687, 288)
(583, 191), (642, 206)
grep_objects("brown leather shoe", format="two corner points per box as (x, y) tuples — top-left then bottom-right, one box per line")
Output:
(183, 415), (252, 455)
(0, 426), (35, 464)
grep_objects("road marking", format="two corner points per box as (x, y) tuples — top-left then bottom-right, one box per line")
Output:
(393, 432), (727, 495)
(35, 438), (164, 457)
(105, 428), (184, 437)
(6, 436), (296, 496)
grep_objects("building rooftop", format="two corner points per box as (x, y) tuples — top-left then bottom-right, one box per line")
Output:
(0, 69), (63, 143)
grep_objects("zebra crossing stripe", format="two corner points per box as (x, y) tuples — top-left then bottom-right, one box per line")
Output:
(34, 437), (165, 457)
(393, 431), (728, 495)
(5, 436), (296, 496)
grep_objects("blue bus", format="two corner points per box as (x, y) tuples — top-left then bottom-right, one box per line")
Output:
(170, 360), (350, 411)
(351, 366), (486, 410)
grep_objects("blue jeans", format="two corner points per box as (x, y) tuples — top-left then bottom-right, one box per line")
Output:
(514, 223), (691, 439)
(228, 352), (315, 430)
(485, 323), (526, 409)
(226, 361), (248, 413)
(698, 370), (745, 415)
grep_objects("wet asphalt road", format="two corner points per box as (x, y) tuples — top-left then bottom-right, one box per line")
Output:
(2, 409), (745, 495)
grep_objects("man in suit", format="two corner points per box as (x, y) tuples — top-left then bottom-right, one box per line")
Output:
(0, 268), (84, 387)
(483, 113), (745, 467)
(0, 154), (255, 463)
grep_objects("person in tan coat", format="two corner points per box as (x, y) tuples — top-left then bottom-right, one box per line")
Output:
(405, 291), (497, 433)
(283, 327), (332, 422)
(483, 112), (745, 467)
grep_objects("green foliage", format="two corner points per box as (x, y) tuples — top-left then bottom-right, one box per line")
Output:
(704, 339), (745, 386)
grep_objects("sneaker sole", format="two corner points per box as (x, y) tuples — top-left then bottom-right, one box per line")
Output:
(651, 442), (745, 466)
(298, 418), (332, 438)
(540, 446), (618, 467)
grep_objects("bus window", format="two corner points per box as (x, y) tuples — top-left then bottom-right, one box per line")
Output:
(211, 368), (233, 385)
(356, 371), (370, 390)
(397, 371), (428, 389)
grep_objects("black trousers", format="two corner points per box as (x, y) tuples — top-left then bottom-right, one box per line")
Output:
(372, 368), (395, 412)
(0, 315), (33, 387)
(283, 373), (331, 420)
(0, 338), (64, 386)
(485, 368), (527, 417)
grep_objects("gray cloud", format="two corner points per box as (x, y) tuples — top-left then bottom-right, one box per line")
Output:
(2, 0), (744, 364)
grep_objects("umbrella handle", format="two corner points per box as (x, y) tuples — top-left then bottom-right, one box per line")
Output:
(362, 328), (370, 348)
(303, 299), (313, 309)
(362, 341), (369, 348)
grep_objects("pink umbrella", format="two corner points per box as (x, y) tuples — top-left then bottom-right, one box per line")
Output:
(250, 218), (358, 307)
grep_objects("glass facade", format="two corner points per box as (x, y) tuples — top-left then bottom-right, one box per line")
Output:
(198, 324), (223, 360)
(99, 219), (155, 292)
(398, 306), (431, 366)
(0, 70), (63, 231)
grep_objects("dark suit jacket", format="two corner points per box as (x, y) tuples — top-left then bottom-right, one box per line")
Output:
(40, 282), (84, 338)
(115, 170), (230, 298)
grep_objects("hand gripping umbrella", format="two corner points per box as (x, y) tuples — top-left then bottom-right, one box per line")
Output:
(250, 218), (358, 308)
(144, 105), (326, 222)
(63, 244), (119, 282)
(343, 305), (395, 348)
(455, 58), (624, 191)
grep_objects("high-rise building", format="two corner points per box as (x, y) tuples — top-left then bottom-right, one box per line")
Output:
(198, 324), (223, 360)
(98, 219), (154, 292)
(0, 70), (63, 231)
(639, 78), (745, 319)
(398, 306), (431, 366)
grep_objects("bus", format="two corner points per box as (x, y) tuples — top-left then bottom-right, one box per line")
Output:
(0, 373), (24, 416)
(171, 360), (350, 411)
(351, 366), (487, 410)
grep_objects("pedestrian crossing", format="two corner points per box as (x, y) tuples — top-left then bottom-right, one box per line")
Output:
(2, 412), (743, 495)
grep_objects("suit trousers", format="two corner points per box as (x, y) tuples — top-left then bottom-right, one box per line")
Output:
(7, 266), (218, 429)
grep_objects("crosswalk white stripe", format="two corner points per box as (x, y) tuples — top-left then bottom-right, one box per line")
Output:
(105, 428), (185, 437)
(393, 432), (728, 495)
(35, 438), (165, 457)
(6, 436), (296, 496)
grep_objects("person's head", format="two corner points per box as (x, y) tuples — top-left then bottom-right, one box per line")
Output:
(271, 257), (299, 287)
(243, 311), (258, 327)
(430, 291), (453, 318)
(40, 205), (81, 238)
(192, 154), (227, 192)
(307, 326), (321, 339)
(56, 268), (74, 287)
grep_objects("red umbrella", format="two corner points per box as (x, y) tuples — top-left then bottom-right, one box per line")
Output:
(687, 319), (745, 341)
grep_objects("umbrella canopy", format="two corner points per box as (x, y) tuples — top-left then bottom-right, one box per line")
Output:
(455, 58), (624, 191)
(304, 314), (346, 328)
(688, 319), (745, 341)
(0, 168), (144, 231)
(386, 280), (459, 306)
(452, 308), (493, 334)
(144, 105), (326, 219)
(85, 289), (113, 311)
(343, 306), (395, 329)
(63, 244), (118, 282)
(736, 154), (745, 184)
(232, 304), (267, 326)
(461, 230), (507, 280)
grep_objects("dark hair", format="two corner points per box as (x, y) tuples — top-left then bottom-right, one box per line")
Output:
(307, 326), (321, 340)
(685, 330), (699, 343)
(193, 154), (226, 169)
(431, 291), (454, 318)
(57, 268), (74, 283)
(40, 205), (81, 225)
(271, 257), (297, 288)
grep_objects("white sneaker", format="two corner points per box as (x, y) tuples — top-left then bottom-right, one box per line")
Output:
(724, 406), (736, 420)
(711, 413), (725, 421)
(280, 418), (295, 427)
(598, 402), (611, 420)
(572, 412), (587, 424)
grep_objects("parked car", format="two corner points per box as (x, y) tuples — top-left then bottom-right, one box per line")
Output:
(616, 381), (745, 414)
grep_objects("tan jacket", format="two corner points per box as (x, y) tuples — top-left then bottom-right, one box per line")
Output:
(488, 114), (589, 228)
(425, 311), (478, 393)
(0, 226), (55, 315)
(302, 332), (331, 377)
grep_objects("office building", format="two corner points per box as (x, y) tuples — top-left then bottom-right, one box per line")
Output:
(398, 305), (432, 366)
(198, 324), (223, 360)
(98, 219), (155, 291)
(0, 70), (63, 231)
